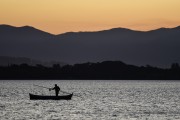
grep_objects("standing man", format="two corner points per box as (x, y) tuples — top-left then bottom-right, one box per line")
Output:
(50, 84), (60, 96)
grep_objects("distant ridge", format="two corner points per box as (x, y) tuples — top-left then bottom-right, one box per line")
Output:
(0, 56), (67, 67)
(0, 24), (53, 36)
(0, 24), (180, 67)
(1, 24), (179, 35)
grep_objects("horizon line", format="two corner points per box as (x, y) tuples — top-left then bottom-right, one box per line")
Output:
(0, 24), (180, 35)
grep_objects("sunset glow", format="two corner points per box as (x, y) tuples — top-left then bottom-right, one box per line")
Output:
(0, 0), (180, 34)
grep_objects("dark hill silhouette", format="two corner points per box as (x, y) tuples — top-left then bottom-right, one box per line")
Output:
(0, 24), (180, 67)
(0, 56), (67, 67)
(0, 61), (180, 80)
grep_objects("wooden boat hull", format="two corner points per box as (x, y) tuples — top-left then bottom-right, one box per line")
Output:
(29, 93), (73, 100)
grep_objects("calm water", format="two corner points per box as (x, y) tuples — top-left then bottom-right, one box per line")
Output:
(1, 80), (180, 120)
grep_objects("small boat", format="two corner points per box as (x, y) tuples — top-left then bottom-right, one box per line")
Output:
(29, 93), (73, 100)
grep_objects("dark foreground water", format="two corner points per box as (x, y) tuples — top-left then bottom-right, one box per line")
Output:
(0, 80), (180, 120)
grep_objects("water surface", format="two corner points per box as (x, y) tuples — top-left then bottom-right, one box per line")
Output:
(0, 80), (180, 120)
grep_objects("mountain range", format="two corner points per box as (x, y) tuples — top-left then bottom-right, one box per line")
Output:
(0, 56), (66, 67)
(0, 24), (180, 67)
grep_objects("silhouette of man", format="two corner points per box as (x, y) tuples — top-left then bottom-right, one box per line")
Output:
(50, 84), (60, 96)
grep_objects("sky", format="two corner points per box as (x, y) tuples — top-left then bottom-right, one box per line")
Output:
(0, 0), (180, 34)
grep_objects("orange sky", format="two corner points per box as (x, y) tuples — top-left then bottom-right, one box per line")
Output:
(0, 0), (180, 34)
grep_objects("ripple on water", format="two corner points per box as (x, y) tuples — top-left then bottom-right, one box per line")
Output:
(1, 80), (180, 120)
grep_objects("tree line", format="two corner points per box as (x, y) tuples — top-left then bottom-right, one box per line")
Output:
(0, 61), (180, 80)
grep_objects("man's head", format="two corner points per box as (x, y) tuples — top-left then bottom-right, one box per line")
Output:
(55, 84), (57, 86)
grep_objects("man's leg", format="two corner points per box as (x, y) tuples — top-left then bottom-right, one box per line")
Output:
(56, 91), (58, 96)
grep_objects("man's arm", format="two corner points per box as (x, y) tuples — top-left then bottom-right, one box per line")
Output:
(49, 87), (55, 91)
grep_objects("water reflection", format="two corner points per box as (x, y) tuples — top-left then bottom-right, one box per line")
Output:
(0, 80), (180, 119)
